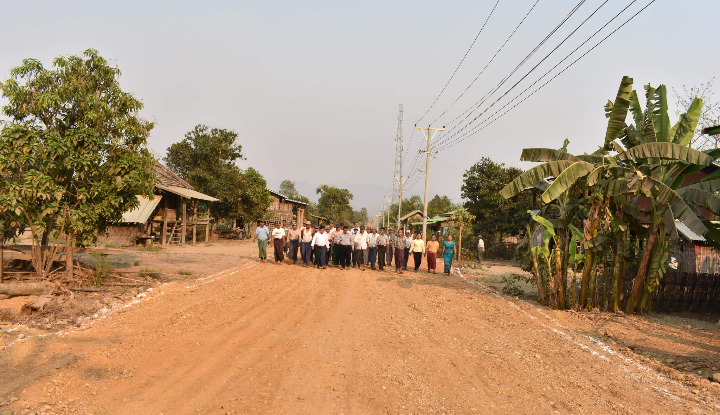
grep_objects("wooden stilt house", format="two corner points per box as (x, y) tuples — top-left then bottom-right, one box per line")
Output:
(97, 161), (219, 246)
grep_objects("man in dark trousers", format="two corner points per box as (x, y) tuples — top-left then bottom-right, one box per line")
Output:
(337, 225), (354, 270)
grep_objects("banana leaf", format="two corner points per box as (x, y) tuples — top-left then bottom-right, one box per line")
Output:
(651, 85), (671, 142)
(688, 178), (720, 192)
(604, 76), (634, 148)
(701, 220), (720, 250)
(611, 141), (625, 153)
(661, 205), (678, 241)
(619, 124), (641, 150)
(520, 148), (579, 162)
(500, 161), (574, 199)
(624, 204), (650, 222)
(629, 89), (644, 129)
(646, 177), (708, 236)
(676, 187), (720, 215)
(615, 142), (713, 165)
(541, 161), (595, 203)
(577, 154), (605, 164)
(528, 210), (555, 238)
(584, 235), (609, 251)
(569, 223), (584, 241)
(560, 138), (570, 152)
(672, 97), (703, 146)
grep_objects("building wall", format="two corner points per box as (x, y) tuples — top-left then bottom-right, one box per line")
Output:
(97, 225), (141, 246)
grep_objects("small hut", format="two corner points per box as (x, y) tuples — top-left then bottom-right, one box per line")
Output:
(97, 161), (218, 246)
(261, 189), (307, 226)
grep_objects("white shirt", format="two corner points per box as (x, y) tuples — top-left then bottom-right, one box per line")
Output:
(311, 232), (329, 248)
(354, 231), (369, 250)
(478, 239), (485, 249)
(272, 228), (285, 239)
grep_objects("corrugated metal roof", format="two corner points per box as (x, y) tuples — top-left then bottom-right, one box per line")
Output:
(156, 184), (220, 202)
(122, 195), (163, 223)
(676, 220), (706, 242)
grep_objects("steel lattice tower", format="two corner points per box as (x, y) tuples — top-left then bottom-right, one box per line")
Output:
(393, 104), (404, 228)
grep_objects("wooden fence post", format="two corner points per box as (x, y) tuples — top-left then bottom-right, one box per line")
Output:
(181, 198), (187, 246)
(192, 202), (197, 245)
(162, 197), (168, 246)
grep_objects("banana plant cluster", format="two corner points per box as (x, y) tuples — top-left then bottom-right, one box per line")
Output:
(501, 76), (719, 314)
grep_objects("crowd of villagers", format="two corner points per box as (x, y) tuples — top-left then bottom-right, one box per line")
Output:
(501, 76), (720, 315)
(252, 219), (466, 275)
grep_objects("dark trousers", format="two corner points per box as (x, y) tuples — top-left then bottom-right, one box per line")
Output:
(352, 249), (358, 267)
(290, 239), (299, 261)
(369, 247), (377, 267)
(395, 247), (404, 270)
(403, 247), (410, 269)
(413, 252), (422, 271)
(332, 244), (340, 265)
(339, 245), (352, 268)
(301, 242), (312, 265)
(315, 246), (327, 267)
(273, 238), (284, 262)
(378, 246), (386, 270)
(386, 245), (393, 265)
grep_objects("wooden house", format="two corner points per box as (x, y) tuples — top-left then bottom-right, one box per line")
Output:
(97, 161), (219, 246)
(262, 189), (307, 226)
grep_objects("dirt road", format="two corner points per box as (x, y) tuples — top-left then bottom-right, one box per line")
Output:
(1, 243), (719, 414)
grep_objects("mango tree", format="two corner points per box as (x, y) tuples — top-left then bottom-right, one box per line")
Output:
(0, 49), (155, 277)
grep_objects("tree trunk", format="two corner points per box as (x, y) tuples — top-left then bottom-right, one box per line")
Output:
(0, 282), (53, 296)
(625, 226), (658, 314)
(547, 256), (557, 308)
(554, 248), (565, 309)
(533, 253), (544, 304)
(570, 265), (578, 308)
(579, 250), (595, 308)
(66, 233), (73, 278)
(561, 228), (569, 309)
(611, 245), (621, 312)
(0, 243), (3, 283)
(587, 263), (597, 311)
(458, 225), (463, 264)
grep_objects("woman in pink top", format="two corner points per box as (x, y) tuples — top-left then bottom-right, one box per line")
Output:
(426, 235), (439, 274)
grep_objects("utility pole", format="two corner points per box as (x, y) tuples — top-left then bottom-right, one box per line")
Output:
(414, 124), (445, 241)
(393, 104), (405, 230)
(380, 205), (386, 228)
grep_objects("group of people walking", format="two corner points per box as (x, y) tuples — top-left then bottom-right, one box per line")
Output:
(252, 220), (459, 275)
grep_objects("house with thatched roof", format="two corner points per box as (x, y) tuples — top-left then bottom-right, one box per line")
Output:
(97, 161), (218, 246)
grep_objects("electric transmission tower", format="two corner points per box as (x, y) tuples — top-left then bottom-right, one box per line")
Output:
(393, 104), (406, 229)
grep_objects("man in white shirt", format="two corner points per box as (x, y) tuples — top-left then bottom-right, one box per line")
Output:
(354, 226), (369, 271)
(271, 222), (286, 265)
(477, 235), (485, 265)
(327, 224), (336, 267)
(368, 227), (378, 270)
(311, 225), (330, 269)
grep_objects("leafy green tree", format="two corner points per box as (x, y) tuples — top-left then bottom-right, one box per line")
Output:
(0, 49), (155, 277)
(165, 124), (270, 221)
(352, 207), (369, 225)
(427, 195), (456, 218)
(387, 195), (424, 225)
(279, 179), (314, 216)
(462, 158), (533, 242)
(316, 185), (353, 223)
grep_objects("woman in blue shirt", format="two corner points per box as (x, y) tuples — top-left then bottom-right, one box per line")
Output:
(442, 235), (456, 275)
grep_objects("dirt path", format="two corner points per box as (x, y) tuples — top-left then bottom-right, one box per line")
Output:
(1, 243), (719, 414)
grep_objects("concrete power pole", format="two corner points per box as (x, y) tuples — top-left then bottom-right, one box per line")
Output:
(414, 125), (445, 241)
(393, 104), (406, 230)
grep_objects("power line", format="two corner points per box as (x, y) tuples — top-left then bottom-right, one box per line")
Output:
(430, 0), (542, 125)
(415, 0), (502, 126)
(432, 0), (613, 150)
(433, 0), (657, 153)
(438, 0), (589, 136)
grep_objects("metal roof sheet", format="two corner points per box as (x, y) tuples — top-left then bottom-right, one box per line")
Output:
(122, 195), (163, 223)
(675, 220), (706, 242)
(156, 184), (220, 202)
(399, 210), (424, 222)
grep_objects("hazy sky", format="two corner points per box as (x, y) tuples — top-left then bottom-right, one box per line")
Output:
(1, 0), (718, 215)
